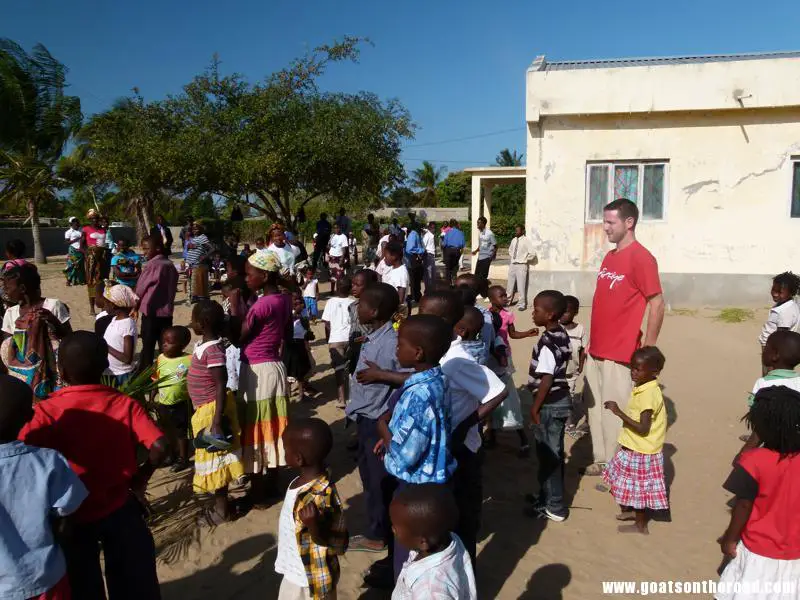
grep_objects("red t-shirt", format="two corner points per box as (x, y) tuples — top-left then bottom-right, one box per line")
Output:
(588, 241), (661, 364)
(724, 448), (800, 560)
(20, 384), (163, 522)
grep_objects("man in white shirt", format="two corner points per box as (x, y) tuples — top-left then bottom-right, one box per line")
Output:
(422, 223), (437, 291)
(507, 225), (537, 311)
(470, 217), (496, 299)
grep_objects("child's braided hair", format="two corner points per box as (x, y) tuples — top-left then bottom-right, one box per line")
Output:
(747, 386), (800, 458)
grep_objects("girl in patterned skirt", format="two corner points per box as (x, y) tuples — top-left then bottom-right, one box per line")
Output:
(602, 346), (668, 535)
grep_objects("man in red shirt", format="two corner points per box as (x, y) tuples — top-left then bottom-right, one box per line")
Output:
(584, 198), (665, 475)
(136, 234), (178, 371)
(21, 331), (167, 599)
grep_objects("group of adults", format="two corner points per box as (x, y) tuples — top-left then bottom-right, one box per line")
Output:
(62, 210), (176, 315)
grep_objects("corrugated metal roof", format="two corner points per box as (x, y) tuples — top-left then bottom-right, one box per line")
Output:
(533, 51), (800, 72)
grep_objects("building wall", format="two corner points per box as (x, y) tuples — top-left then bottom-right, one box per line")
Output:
(526, 108), (800, 280)
(0, 227), (137, 259)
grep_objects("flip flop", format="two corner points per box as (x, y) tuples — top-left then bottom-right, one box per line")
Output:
(580, 463), (606, 476)
(349, 535), (387, 553)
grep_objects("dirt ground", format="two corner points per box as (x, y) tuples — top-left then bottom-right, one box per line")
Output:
(34, 258), (770, 600)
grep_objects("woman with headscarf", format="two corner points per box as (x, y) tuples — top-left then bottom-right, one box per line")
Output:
(63, 217), (85, 286)
(185, 222), (212, 303)
(82, 209), (110, 316)
(228, 251), (292, 505)
(0, 263), (72, 400)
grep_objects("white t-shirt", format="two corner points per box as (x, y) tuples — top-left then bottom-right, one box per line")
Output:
(293, 318), (308, 340)
(65, 228), (82, 250)
(274, 478), (313, 588)
(268, 244), (295, 273)
(422, 230), (435, 255)
(383, 265), (409, 291)
(565, 322), (586, 377)
(395, 533), (477, 600)
(322, 297), (355, 344)
(535, 346), (556, 375)
(328, 234), (348, 258)
(2, 299), (70, 335)
(302, 279), (318, 299)
(750, 373), (800, 402)
(441, 339), (506, 453)
(759, 299), (800, 345)
(375, 259), (392, 279)
(104, 317), (137, 375)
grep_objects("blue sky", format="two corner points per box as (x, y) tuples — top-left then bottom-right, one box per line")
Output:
(4, 0), (799, 175)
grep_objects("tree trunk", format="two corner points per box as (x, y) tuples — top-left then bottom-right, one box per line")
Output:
(28, 197), (47, 264)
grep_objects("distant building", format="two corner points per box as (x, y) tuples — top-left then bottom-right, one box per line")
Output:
(468, 51), (800, 305)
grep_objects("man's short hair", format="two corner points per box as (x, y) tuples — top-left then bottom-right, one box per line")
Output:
(604, 198), (639, 226)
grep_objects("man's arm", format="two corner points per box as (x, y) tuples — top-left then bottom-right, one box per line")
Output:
(643, 293), (665, 347)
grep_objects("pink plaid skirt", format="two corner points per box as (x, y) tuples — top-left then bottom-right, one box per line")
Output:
(602, 447), (669, 510)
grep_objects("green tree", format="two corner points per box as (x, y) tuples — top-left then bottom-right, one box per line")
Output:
(388, 186), (417, 209)
(0, 39), (82, 262)
(495, 148), (524, 166)
(409, 161), (446, 206)
(435, 171), (472, 207)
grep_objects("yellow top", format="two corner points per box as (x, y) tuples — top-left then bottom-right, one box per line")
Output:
(617, 379), (666, 455)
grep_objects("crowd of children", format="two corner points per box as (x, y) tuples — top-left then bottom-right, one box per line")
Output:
(5, 217), (800, 600)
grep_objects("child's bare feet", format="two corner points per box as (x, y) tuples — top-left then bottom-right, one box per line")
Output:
(615, 510), (636, 521)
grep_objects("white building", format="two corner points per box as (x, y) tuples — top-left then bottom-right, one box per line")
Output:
(469, 51), (800, 305)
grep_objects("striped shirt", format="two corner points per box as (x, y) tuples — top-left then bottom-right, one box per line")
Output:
(188, 339), (226, 408)
(528, 325), (572, 403)
(185, 234), (211, 267)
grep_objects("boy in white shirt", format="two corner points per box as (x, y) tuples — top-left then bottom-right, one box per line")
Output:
(391, 484), (477, 600)
(322, 276), (355, 409)
(301, 267), (319, 321)
(381, 242), (409, 304)
(326, 224), (349, 295)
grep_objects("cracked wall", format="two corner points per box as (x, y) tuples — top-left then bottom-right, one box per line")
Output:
(525, 109), (800, 275)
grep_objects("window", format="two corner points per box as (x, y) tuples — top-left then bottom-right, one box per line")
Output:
(586, 161), (668, 222)
(792, 159), (800, 218)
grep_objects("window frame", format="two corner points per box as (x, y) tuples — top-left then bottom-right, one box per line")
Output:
(791, 157), (800, 218)
(584, 160), (670, 224)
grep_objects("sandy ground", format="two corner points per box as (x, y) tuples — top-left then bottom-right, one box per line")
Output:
(34, 257), (770, 600)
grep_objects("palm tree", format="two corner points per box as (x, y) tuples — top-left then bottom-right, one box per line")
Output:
(495, 148), (524, 167)
(0, 39), (82, 263)
(410, 160), (446, 206)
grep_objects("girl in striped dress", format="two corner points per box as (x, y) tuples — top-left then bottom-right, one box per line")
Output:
(229, 251), (292, 506)
(189, 300), (245, 525)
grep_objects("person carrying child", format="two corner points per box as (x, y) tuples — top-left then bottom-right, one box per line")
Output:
(1, 374), (88, 600)
(758, 272), (800, 373)
(302, 267), (320, 321)
(229, 251), (292, 505)
(275, 419), (348, 599)
(152, 326), (193, 472)
(189, 300), (246, 525)
(717, 385), (800, 599)
(21, 331), (167, 599)
(102, 284), (139, 387)
(285, 294), (315, 402)
(0, 264), (71, 399)
(527, 290), (573, 523)
(375, 314), (457, 579)
(561, 295), (588, 439)
(740, 330), (800, 446)
(391, 484), (477, 600)
(485, 284), (537, 456)
(601, 346), (668, 534)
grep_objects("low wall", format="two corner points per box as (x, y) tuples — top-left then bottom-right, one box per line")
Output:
(0, 227), (137, 259)
(372, 207), (469, 222)
(488, 264), (772, 308)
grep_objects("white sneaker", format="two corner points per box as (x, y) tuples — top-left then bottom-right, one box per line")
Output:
(517, 305), (527, 311)
(538, 507), (567, 522)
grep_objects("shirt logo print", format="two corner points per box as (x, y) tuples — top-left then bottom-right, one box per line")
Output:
(597, 267), (626, 289)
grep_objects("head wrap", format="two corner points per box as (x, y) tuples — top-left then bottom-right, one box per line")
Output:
(86, 208), (99, 219)
(248, 251), (280, 273)
(68, 216), (78, 224)
(103, 284), (139, 308)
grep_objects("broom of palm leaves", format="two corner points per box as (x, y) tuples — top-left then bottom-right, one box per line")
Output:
(101, 363), (171, 414)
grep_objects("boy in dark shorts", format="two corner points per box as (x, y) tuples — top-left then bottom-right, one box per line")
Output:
(20, 331), (167, 599)
(152, 325), (193, 472)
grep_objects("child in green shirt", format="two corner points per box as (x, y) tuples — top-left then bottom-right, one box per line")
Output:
(152, 326), (193, 471)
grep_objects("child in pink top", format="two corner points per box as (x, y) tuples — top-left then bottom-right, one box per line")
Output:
(486, 285), (538, 457)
